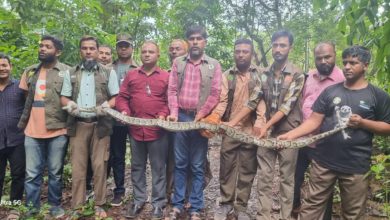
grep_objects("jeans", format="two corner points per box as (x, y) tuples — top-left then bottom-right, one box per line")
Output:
(108, 125), (128, 195)
(24, 135), (68, 210)
(172, 111), (208, 213)
(0, 144), (25, 201)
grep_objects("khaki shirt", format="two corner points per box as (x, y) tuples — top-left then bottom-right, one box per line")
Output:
(213, 65), (266, 134)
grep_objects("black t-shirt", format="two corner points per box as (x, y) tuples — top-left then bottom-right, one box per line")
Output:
(312, 82), (390, 174)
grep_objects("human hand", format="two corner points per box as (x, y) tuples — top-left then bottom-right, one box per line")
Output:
(275, 132), (295, 150)
(167, 115), (178, 122)
(252, 126), (262, 136)
(96, 101), (110, 116)
(200, 129), (215, 138)
(276, 132), (293, 141)
(117, 111), (128, 124)
(62, 101), (79, 116)
(258, 127), (268, 138)
(157, 115), (165, 120)
(194, 113), (203, 122)
(347, 114), (363, 128)
(199, 113), (220, 138)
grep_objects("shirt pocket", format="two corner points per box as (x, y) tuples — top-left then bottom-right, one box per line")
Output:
(53, 79), (64, 93)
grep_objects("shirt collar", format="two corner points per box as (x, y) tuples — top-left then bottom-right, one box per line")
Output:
(312, 66), (342, 81)
(138, 66), (162, 75)
(30, 61), (62, 72)
(266, 60), (294, 76)
(185, 54), (208, 64)
(113, 59), (138, 68)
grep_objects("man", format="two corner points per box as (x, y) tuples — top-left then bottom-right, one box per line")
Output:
(278, 46), (390, 219)
(166, 38), (188, 202)
(107, 33), (138, 206)
(86, 44), (112, 199)
(61, 36), (119, 218)
(167, 25), (222, 220)
(210, 39), (266, 220)
(18, 35), (69, 218)
(168, 39), (188, 65)
(116, 41), (169, 219)
(255, 30), (305, 220)
(0, 54), (25, 210)
(98, 45), (113, 66)
(292, 42), (344, 219)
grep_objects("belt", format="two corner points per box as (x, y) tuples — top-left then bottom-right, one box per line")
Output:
(76, 117), (98, 123)
(179, 108), (197, 115)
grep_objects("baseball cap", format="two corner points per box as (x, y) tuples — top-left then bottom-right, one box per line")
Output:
(116, 33), (133, 46)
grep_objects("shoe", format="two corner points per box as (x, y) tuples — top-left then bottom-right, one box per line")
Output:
(111, 193), (124, 206)
(125, 203), (144, 218)
(49, 206), (65, 219)
(86, 189), (95, 201)
(190, 211), (201, 220)
(66, 210), (81, 220)
(95, 206), (107, 218)
(151, 206), (163, 219)
(168, 207), (181, 220)
(7, 210), (20, 220)
(236, 211), (251, 220)
(25, 209), (39, 218)
(214, 204), (233, 220)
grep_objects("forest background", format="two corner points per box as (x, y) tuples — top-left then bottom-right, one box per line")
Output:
(1, 0), (390, 216)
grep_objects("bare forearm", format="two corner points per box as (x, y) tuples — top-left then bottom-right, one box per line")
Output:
(229, 106), (252, 126)
(61, 96), (72, 106)
(265, 111), (285, 130)
(283, 112), (324, 139)
(356, 118), (390, 135)
(108, 96), (116, 108)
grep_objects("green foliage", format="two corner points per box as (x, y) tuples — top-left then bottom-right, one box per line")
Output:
(370, 154), (390, 217)
(313, 0), (390, 91)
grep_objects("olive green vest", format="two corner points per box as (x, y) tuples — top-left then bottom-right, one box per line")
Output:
(175, 54), (220, 111)
(261, 61), (304, 135)
(66, 63), (114, 138)
(18, 62), (70, 130)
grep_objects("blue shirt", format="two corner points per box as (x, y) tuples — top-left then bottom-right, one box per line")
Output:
(0, 79), (25, 149)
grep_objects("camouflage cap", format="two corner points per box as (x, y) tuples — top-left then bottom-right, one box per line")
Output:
(116, 33), (133, 46)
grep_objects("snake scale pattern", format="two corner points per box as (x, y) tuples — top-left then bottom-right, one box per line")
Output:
(100, 108), (346, 149)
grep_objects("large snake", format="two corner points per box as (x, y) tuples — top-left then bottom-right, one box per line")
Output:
(81, 107), (346, 149)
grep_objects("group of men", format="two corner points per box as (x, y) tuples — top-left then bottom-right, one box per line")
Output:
(0, 24), (390, 220)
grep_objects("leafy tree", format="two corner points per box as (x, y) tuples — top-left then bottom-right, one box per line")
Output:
(314, 0), (390, 91)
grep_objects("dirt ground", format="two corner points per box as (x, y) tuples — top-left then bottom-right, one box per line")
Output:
(0, 136), (388, 219)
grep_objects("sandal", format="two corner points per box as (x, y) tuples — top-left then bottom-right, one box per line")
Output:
(7, 210), (20, 220)
(190, 212), (201, 220)
(94, 206), (107, 218)
(169, 207), (181, 220)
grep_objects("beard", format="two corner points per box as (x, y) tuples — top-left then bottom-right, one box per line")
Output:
(38, 54), (56, 63)
(236, 61), (251, 72)
(82, 59), (98, 71)
(316, 63), (335, 76)
(272, 53), (287, 63)
(189, 47), (204, 59)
